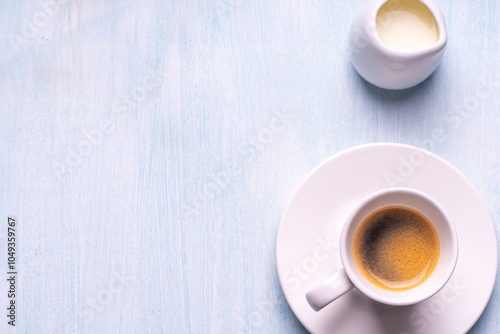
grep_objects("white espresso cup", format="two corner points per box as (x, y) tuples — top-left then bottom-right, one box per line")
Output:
(306, 188), (458, 311)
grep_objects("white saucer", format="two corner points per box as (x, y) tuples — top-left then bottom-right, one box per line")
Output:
(276, 143), (498, 334)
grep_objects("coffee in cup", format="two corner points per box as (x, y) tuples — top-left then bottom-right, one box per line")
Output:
(352, 206), (439, 291)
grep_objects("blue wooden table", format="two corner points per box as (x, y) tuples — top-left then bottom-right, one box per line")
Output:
(0, 0), (498, 333)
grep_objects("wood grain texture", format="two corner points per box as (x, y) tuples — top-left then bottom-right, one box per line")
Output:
(0, 0), (498, 333)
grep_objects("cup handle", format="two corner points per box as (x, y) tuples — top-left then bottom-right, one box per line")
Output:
(305, 268), (354, 312)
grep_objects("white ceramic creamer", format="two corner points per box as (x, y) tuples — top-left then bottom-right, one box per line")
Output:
(348, 0), (447, 90)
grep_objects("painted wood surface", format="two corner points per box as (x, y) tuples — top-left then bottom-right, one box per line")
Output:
(0, 0), (498, 333)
